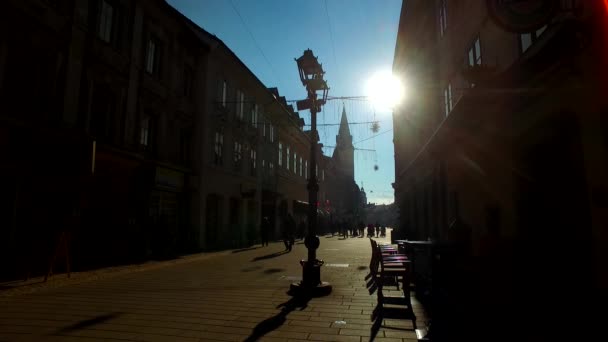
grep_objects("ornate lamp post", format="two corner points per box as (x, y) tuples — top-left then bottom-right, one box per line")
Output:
(291, 49), (331, 295)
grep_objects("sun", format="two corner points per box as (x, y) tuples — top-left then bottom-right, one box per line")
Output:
(365, 70), (405, 110)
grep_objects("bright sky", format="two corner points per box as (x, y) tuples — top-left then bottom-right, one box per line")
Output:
(167, 0), (402, 204)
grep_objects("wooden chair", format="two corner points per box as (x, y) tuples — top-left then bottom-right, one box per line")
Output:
(370, 238), (408, 290)
(375, 258), (417, 329)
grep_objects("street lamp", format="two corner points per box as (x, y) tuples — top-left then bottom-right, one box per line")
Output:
(291, 49), (331, 295)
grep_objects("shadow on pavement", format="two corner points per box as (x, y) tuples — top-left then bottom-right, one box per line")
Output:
(370, 304), (416, 340)
(366, 278), (378, 295)
(241, 265), (263, 272)
(52, 312), (122, 335)
(251, 250), (290, 262)
(0, 279), (45, 291)
(232, 246), (261, 253)
(244, 292), (312, 342)
(263, 268), (285, 274)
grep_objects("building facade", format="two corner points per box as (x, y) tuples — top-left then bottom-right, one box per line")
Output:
(0, 0), (210, 277)
(0, 0), (325, 277)
(0, 0), (369, 280)
(392, 0), (608, 339)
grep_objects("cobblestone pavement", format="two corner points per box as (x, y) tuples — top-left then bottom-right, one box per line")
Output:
(0, 232), (427, 342)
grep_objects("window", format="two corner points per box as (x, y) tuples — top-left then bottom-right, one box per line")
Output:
(251, 104), (258, 127)
(299, 157), (303, 176)
(250, 149), (256, 176)
(270, 125), (275, 142)
(140, 117), (149, 146)
(520, 25), (547, 53)
(293, 152), (297, 174)
(286, 146), (290, 170)
(316, 164), (318, 177)
(269, 162), (274, 175)
(438, 0), (448, 38)
(183, 65), (193, 98)
(98, 0), (114, 43)
(322, 169), (325, 181)
(221, 80), (227, 107)
(262, 121), (266, 138)
(468, 36), (482, 66)
(214, 131), (224, 165)
(444, 83), (453, 116)
(236, 90), (244, 120)
(233, 141), (242, 171)
(145, 36), (160, 75)
(305, 160), (308, 179)
(278, 142), (283, 166)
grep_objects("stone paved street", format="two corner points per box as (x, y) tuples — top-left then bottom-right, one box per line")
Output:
(0, 232), (427, 342)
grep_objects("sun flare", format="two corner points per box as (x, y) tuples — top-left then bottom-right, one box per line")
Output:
(366, 70), (405, 110)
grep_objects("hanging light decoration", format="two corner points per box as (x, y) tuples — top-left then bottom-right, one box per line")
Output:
(371, 121), (380, 133)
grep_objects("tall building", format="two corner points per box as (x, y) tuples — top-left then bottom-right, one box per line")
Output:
(0, 0), (206, 274)
(0, 0), (323, 278)
(392, 0), (607, 339)
(332, 106), (355, 180)
(323, 106), (361, 224)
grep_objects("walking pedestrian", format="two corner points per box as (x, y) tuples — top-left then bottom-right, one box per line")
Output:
(261, 217), (270, 246)
(282, 214), (296, 251)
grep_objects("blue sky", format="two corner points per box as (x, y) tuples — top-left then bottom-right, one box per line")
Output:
(167, 0), (402, 204)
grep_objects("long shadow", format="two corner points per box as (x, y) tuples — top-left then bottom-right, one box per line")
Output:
(53, 312), (122, 335)
(244, 292), (312, 342)
(0, 279), (46, 291)
(241, 265), (263, 272)
(251, 250), (290, 262)
(370, 302), (416, 341)
(263, 268), (285, 274)
(366, 279), (378, 295)
(232, 246), (261, 253)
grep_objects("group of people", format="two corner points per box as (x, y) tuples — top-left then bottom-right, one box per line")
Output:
(330, 220), (387, 239)
(259, 214), (389, 249)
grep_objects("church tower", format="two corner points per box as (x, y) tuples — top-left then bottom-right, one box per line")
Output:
(332, 106), (355, 180)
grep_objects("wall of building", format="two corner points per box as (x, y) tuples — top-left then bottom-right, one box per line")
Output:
(392, 0), (608, 337)
(0, 0), (207, 276)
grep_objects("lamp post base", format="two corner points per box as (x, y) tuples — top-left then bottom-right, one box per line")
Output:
(290, 259), (332, 296)
(290, 281), (332, 296)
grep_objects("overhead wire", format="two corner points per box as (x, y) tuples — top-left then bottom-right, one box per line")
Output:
(324, 0), (341, 92)
(229, 0), (283, 89)
(354, 129), (393, 145)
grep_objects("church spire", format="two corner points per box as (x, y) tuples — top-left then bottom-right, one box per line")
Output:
(338, 105), (351, 138)
(332, 104), (355, 180)
(337, 105), (352, 147)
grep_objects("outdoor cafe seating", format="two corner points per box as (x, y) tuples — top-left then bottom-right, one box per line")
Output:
(367, 238), (417, 329)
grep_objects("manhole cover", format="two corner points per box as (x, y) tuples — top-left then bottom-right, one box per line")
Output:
(325, 263), (349, 267)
